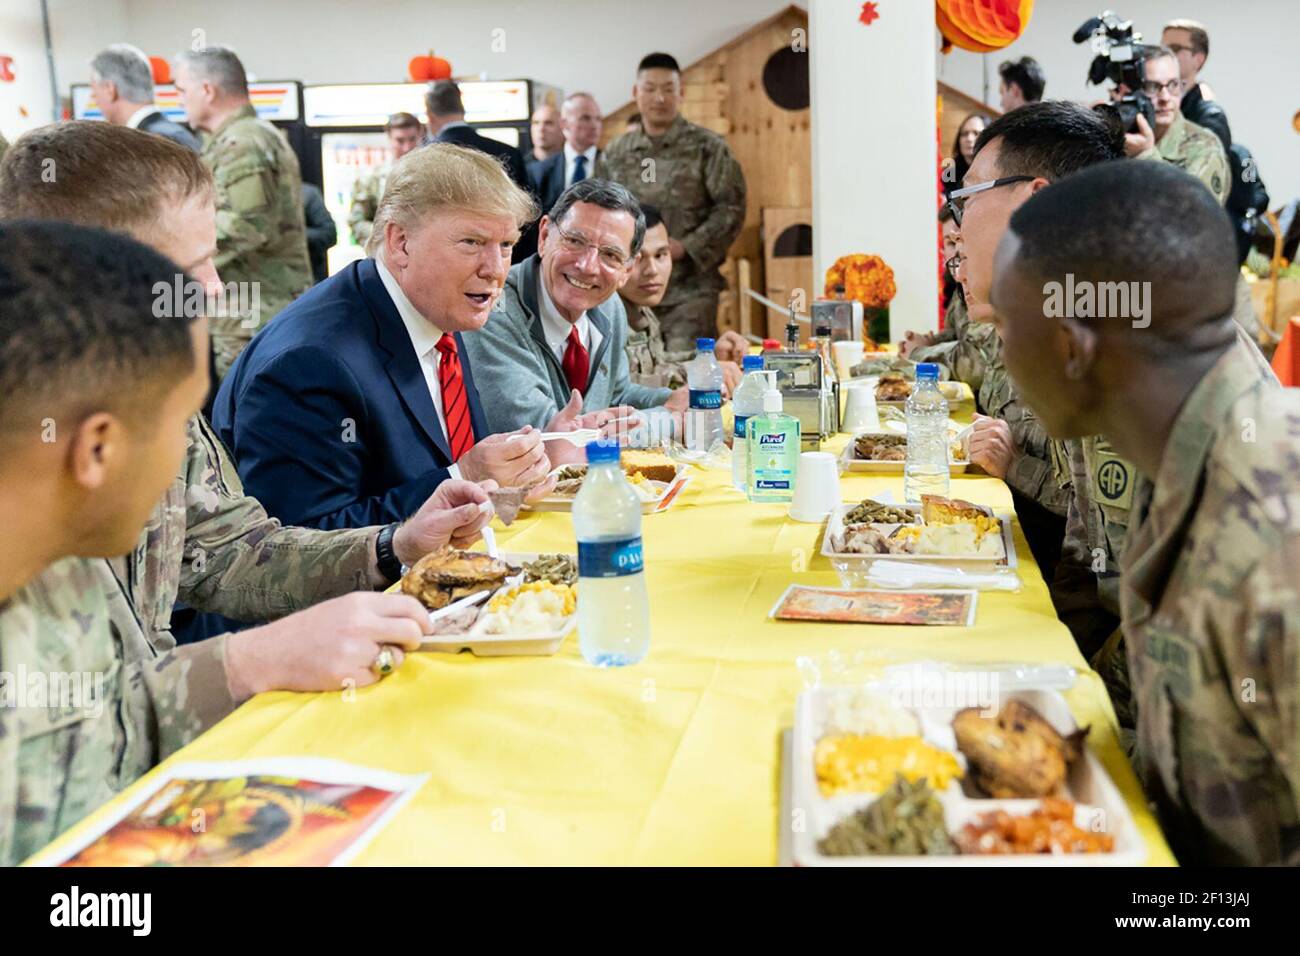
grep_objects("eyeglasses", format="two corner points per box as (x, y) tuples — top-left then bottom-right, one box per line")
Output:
(944, 253), (965, 283)
(554, 224), (632, 270)
(1141, 79), (1183, 97)
(1165, 43), (1195, 56)
(944, 175), (1036, 226)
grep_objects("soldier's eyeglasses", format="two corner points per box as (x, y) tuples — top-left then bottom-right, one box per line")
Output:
(554, 225), (632, 270)
(944, 175), (1036, 226)
(1140, 79), (1183, 97)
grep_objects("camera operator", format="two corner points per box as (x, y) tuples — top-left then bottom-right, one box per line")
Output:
(1161, 19), (1230, 148)
(1119, 47), (1229, 205)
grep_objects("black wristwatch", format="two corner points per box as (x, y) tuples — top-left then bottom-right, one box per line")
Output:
(375, 522), (404, 583)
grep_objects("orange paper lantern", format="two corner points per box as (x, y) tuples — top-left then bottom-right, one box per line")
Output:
(936, 0), (1034, 54)
(408, 51), (453, 82)
(149, 56), (171, 85)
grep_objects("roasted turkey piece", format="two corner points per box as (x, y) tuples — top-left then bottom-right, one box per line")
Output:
(400, 547), (515, 610)
(952, 699), (1087, 798)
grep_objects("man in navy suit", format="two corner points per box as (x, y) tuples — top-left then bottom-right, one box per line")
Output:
(425, 80), (537, 262)
(211, 144), (596, 530)
(90, 44), (202, 152)
(529, 92), (603, 218)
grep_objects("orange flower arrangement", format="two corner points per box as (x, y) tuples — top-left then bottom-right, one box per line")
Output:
(825, 254), (897, 310)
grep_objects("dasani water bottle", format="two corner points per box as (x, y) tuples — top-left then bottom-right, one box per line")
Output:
(903, 362), (950, 504)
(685, 338), (725, 452)
(573, 439), (652, 666)
(730, 355), (767, 490)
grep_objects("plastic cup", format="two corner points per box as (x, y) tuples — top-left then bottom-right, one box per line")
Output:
(788, 451), (841, 523)
(841, 381), (881, 433)
(832, 340), (866, 379)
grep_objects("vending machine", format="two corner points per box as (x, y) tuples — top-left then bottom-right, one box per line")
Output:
(302, 79), (559, 274)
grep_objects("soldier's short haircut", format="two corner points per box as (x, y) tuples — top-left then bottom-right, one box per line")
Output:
(638, 52), (681, 75)
(385, 111), (421, 132)
(547, 178), (646, 257)
(366, 143), (538, 257)
(640, 202), (664, 231)
(1006, 160), (1237, 333)
(175, 45), (249, 98)
(0, 221), (199, 448)
(1164, 18), (1210, 58)
(425, 80), (465, 117)
(973, 100), (1124, 183)
(0, 121), (214, 241)
(997, 56), (1046, 103)
(90, 43), (155, 104)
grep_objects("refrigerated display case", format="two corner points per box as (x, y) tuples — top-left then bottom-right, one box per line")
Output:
(303, 79), (559, 274)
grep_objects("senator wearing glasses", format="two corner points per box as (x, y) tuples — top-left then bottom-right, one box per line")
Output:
(463, 178), (689, 446)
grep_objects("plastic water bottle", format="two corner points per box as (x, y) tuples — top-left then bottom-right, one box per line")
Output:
(685, 337), (726, 452)
(573, 439), (651, 667)
(730, 356), (768, 490)
(904, 362), (951, 504)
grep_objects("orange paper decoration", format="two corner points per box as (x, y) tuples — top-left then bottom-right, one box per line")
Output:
(408, 51), (453, 82)
(825, 255), (897, 311)
(936, 0), (1034, 54)
(149, 56), (171, 85)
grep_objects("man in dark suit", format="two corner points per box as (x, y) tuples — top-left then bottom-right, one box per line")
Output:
(90, 44), (202, 152)
(425, 80), (536, 261)
(211, 144), (607, 530)
(528, 92), (603, 218)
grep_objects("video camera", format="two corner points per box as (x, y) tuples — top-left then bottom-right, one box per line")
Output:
(1073, 10), (1156, 134)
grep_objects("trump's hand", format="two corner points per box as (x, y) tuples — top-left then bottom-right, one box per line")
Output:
(458, 427), (551, 487)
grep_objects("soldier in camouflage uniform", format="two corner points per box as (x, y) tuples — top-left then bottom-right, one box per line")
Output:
(348, 111), (424, 248)
(617, 202), (747, 390)
(993, 159), (1300, 865)
(596, 52), (746, 353)
(1124, 49), (1229, 204)
(909, 293), (1001, 395)
(175, 46), (312, 377)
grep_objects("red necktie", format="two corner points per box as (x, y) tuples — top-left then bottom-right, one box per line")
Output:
(435, 333), (475, 460)
(562, 325), (590, 395)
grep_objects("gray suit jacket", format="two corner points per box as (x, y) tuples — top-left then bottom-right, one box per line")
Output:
(461, 255), (673, 433)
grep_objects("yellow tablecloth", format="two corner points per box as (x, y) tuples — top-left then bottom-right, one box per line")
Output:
(35, 437), (1176, 866)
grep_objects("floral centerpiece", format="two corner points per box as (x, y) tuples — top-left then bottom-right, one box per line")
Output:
(825, 254), (896, 347)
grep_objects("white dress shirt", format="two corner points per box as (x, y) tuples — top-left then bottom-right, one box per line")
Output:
(564, 143), (598, 189)
(538, 272), (602, 375)
(125, 105), (157, 129)
(375, 256), (465, 474)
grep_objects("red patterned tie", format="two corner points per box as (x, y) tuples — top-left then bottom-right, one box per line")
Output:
(562, 325), (590, 395)
(435, 333), (475, 460)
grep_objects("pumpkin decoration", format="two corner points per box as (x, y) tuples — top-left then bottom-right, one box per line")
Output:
(148, 56), (171, 85)
(408, 51), (453, 82)
(935, 0), (1034, 54)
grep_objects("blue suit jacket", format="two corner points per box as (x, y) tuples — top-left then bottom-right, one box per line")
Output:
(210, 258), (489, 529)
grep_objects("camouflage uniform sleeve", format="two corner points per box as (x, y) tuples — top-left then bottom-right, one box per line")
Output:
(127, 636), (239, 757)
(177, 416), (383, 623)
(348, 173), (378, 246)
(1003, 425), (1074, 517)
(211, 143), (280, 271)
(1185, 135), (1230, 205)
(677, 137), (747, 275)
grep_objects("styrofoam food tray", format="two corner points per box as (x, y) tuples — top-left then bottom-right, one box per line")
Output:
(789, 685), (1146, 866)
(821, 503), (1018, 574)
(417, 552), (576, 656)
(524, 465), (690, 514)
(840, 431), (969, 474)
(857, 375), (971, 406)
